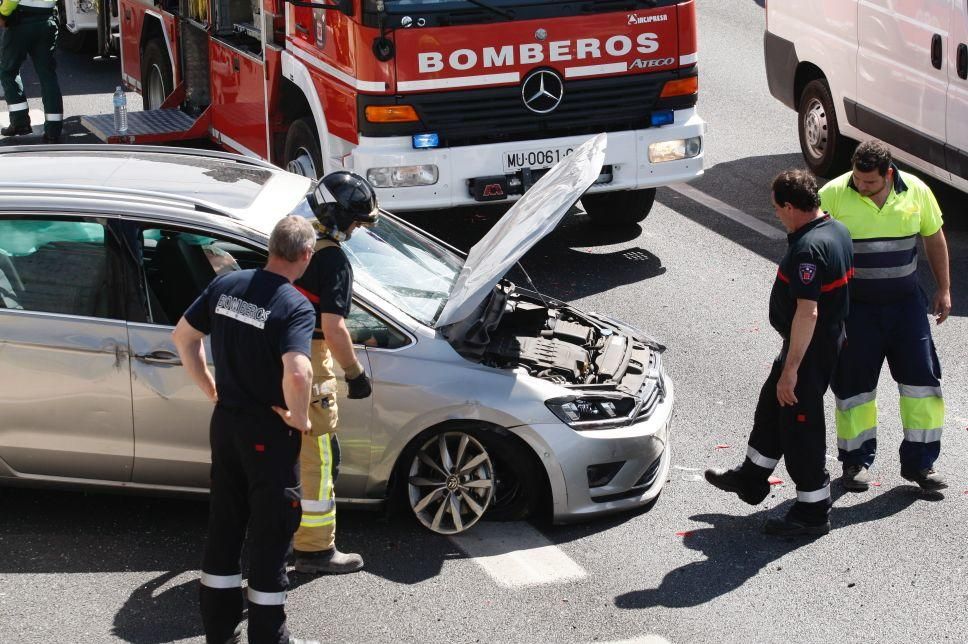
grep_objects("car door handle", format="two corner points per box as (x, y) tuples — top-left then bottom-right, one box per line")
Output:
(931, 33), (943, 70)
(135, 350), (182, 365)
(958, 43), (968, 80)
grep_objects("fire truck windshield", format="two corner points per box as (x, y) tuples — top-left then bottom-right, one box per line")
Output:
(364, 0), (674, 24)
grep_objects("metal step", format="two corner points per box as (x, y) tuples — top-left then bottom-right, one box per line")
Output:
(81, 109), (207, 144)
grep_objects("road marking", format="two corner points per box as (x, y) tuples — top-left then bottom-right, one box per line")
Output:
(669, 182), (787, 240)
(599, 637), (673, 644)
(450, 521), (586, 588)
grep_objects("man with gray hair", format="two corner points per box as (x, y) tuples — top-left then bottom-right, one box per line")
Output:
(173, 215), (319, 644)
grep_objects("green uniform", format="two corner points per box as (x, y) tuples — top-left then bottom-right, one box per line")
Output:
(0, 0), (63, 139)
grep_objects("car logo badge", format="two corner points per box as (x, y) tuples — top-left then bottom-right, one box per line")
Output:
(521, 69), (564, 114)
(535, 28), (547, 41)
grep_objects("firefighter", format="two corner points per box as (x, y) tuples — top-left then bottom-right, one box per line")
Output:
(820, 141), (951, 492)
(172, 216), (318, 644)
(706, 169), (854, 536)
(0, 0), (63, 142)
(290, 171), (376, 575)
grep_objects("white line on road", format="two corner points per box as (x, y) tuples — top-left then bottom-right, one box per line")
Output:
(669, 182), (787, 240)
(450, 521), (586, 588)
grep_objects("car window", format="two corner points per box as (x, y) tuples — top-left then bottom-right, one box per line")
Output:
(135, 227), (265, 325)
(0, 218), (123, 319)
(346, 305), (410, 349)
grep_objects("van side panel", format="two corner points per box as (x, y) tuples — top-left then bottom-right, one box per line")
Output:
(947, 2), (968, 189)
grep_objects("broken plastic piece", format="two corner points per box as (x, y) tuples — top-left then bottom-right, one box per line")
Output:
(871, 482), (882, 487)
(675, 530), (695, 537)
(715, 444), (730, 449)
(768, 476), (784, 485)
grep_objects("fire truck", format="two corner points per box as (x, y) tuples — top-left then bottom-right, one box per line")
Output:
(82, 0), (705, 224)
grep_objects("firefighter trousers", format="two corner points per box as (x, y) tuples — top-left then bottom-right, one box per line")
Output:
(0, 10), (63, 137)
(294, 338), (341, 553)
(199, 405), (302, 644)
(740, 327), (842, 524)
(832, 291), (944, 471)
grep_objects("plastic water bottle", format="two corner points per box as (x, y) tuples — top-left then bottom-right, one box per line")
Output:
(113, 86), (128, 134)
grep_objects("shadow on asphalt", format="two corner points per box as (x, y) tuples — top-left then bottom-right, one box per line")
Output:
(611, 484), (942, 610)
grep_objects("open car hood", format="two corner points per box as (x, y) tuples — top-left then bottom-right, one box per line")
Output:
(435, 133), (606, 329)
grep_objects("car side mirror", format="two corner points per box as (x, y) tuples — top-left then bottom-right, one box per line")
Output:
(285, 0), (352, 14)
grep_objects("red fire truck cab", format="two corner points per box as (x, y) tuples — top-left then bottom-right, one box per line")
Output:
(84, 0), (705, 224)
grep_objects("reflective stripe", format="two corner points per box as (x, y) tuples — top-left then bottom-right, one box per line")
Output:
(300, 514), (335, 528)
(837, 426), (877, 452)
(797, 485), (831, 503)
(18, 0), (56, 7)
(853, 237), (917, 254)
(898, 384), (943, 399)
(746, 445), (779, 469)
(7, 102), (28, 112)
(200, 572), (242, 589)
(835, 390), (876, 412)
(301, 498), (334, 513)
(45, 113), (63, 121)
(247, 587), (286, 606)
(836, 399), (878, 440)
(853, 259), (918, 280)
(903, 428), (943, 443)
(318, 434), (333, 504)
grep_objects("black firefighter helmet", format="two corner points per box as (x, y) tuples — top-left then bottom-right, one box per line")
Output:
(310, 171), (380, 241)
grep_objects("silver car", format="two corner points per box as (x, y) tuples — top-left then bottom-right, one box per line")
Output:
(0, 138), (673, 535)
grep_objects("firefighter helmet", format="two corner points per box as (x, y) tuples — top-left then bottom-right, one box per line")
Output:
(310, 171), (380, 240)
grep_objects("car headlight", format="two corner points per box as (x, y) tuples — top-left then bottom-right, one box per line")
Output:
(545, 395), (637, 430)
(366, 165), (438, 188)
(648, 136), (702, 163)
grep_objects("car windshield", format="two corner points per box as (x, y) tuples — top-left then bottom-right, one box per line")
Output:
(341, 215), (463, 326)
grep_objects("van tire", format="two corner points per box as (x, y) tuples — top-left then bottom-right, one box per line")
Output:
(284, 117), (323, 179)
(582, 188), (656, 226)
(797, 79), (854, 178)
(141, 39), (174, 111)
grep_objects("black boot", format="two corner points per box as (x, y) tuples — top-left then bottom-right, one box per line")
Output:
(704, 467), (771, 505)
(1, 123), (32, 137)
(764, 515), (830, 537)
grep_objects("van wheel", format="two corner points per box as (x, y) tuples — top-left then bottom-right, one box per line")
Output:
(798, 79), (854, 178)
(582, 188), (656, 226)
(141, 39), (173, 111)
(284, 117), (323, 178)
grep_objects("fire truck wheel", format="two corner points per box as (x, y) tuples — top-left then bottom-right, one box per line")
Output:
(56, 0), (94, 53)
(284, 117), (323, 179)
(141, 39), (173, 111)
(581, 188), (655, 226)
(797, 78), (855, 178)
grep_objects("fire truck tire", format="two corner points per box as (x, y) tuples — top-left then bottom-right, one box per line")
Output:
(56, 0), (94, 53)
(797, 78), (854, 178)
(581, 188), (655, 226)
(284, 117), (323, 179)
(141, 39), (173, 111)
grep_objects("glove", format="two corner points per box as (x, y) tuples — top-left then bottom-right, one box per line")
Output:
(346, 371), (372, 399)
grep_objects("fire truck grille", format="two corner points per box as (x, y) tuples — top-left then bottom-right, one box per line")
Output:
(405, 70), (695, 147)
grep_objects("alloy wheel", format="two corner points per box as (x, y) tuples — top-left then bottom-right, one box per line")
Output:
(407, 432), (494, 535)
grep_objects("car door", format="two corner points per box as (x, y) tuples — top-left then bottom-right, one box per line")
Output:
(948, 0), (968, 190)
(856, 0), (952, 176)
(0, 214), (134, 482)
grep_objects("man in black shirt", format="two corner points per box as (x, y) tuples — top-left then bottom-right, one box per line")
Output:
(172, 215), (318, 644)
(290, 171), (376, 575)
(706, 170), (854, 536)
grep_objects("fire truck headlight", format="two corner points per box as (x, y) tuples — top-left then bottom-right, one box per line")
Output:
(648, 136), (702, 163)
(366, 165), (439, 188)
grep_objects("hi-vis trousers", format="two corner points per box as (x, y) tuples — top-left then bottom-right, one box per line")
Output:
(294, 339), (340, 553)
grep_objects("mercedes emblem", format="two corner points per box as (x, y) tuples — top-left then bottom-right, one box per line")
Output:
(521, 69), (564, 114)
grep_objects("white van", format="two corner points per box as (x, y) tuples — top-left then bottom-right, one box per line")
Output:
(764, 0), (968, 193)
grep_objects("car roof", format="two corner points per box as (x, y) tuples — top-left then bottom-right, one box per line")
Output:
(0, 144), (313, 232)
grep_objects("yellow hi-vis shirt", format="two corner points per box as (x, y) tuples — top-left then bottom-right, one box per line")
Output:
(819, 168), (943, 303)
(0, 0), (55, 15)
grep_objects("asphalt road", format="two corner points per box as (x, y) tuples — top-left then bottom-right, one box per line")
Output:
(3, 1), (968, 642)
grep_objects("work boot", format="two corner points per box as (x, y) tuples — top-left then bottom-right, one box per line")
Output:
(901, 467), (947, 491)
(763, 516), (831, 537)
(42, 132), (61, 144)
(704, 467), (770, 505)
(1, 123), (32, 137)
(841, 464), (871, 491)
(294, 547), (364, 575)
